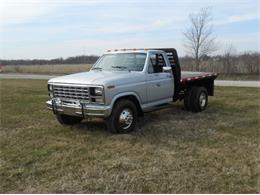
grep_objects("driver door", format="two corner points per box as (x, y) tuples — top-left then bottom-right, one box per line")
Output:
(146, 53), (174, 103)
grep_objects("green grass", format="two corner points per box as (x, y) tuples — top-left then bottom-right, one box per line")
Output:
(0, 79), (259, 193)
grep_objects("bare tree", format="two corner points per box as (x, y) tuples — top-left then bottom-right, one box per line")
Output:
(240, 52), (260, 74)
(222, 44), (236, 74)
(183, 8), (218, 71)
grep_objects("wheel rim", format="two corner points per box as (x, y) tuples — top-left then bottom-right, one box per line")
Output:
(199, 92), (207, 108)
(119, 108), (133, 130)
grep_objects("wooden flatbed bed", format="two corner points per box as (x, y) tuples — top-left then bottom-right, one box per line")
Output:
(181, 71), (218, 82)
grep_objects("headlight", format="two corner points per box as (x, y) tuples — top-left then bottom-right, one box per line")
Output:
(94, 87), (103, 96)
(90, 86), (104, 104)
(48, 84), (53, 91)
(48, 84), (53, 98)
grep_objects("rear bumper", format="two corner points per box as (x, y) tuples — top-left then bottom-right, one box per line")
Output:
(46, 99), (111, 118)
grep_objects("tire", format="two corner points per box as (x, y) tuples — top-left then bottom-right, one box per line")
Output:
(190, 87), (208, 112)
(56, 114), (83, 125)
(106, 99), (137, 134)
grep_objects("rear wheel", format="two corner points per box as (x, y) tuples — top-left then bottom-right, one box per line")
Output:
(190, 87), (208, 112)
(56, 114), (83, 125)
(106, 99), (137, 134)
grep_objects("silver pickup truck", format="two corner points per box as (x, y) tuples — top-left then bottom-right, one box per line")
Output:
(47, 48), (218, 133)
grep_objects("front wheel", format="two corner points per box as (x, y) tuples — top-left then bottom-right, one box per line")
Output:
(106, 99), (137, 134)
(56, 114), (83, 125)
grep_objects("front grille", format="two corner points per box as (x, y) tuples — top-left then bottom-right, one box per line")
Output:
(53, 85), (89, 101)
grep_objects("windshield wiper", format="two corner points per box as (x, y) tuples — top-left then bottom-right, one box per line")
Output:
(111, 65), (127, 70)
(92, 67), (102, 70)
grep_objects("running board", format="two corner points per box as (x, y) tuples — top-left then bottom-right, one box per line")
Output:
(143, 103), (172, 113)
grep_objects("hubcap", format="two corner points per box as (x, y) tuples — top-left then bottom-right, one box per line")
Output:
(119, 108), (133, 129)
(199, 92), (206, 108)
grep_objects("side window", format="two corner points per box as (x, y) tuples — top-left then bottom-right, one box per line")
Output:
(148, 53), (166, 74)
(135, 54), (147, 71)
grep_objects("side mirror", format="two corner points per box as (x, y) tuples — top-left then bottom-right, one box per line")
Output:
(163, 66), (172, 73)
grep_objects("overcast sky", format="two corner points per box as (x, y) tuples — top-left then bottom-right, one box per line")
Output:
(0, 0), (259, 59)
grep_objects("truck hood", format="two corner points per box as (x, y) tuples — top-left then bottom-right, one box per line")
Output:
(48, 70), (145, 86)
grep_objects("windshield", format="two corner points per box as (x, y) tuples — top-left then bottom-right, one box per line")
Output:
(92, 53), (147, 71)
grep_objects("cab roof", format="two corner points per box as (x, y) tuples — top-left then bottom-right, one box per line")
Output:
(104, 48), (165, 54)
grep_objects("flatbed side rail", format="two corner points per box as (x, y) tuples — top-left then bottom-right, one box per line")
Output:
(180, 73), (219, 96)
(180, 73), (218, 83)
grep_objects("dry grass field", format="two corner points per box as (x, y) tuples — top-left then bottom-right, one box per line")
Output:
(0, 79), (259, 193)
(1, 64), (92, 75)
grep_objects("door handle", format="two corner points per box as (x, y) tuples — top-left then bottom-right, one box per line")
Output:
(156, 83), (161, 87)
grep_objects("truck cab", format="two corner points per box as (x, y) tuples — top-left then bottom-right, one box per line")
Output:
(47, 48), (218, 133)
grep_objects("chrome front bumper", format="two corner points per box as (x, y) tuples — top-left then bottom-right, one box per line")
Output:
(46, 99), (111, 118)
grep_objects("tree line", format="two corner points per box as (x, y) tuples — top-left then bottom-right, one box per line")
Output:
(180, 52), (260, 74)
(1, 52), (259, 74)
(0, 55), (99, 66)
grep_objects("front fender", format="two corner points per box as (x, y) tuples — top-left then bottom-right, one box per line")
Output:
(110, 91), (142, 111)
